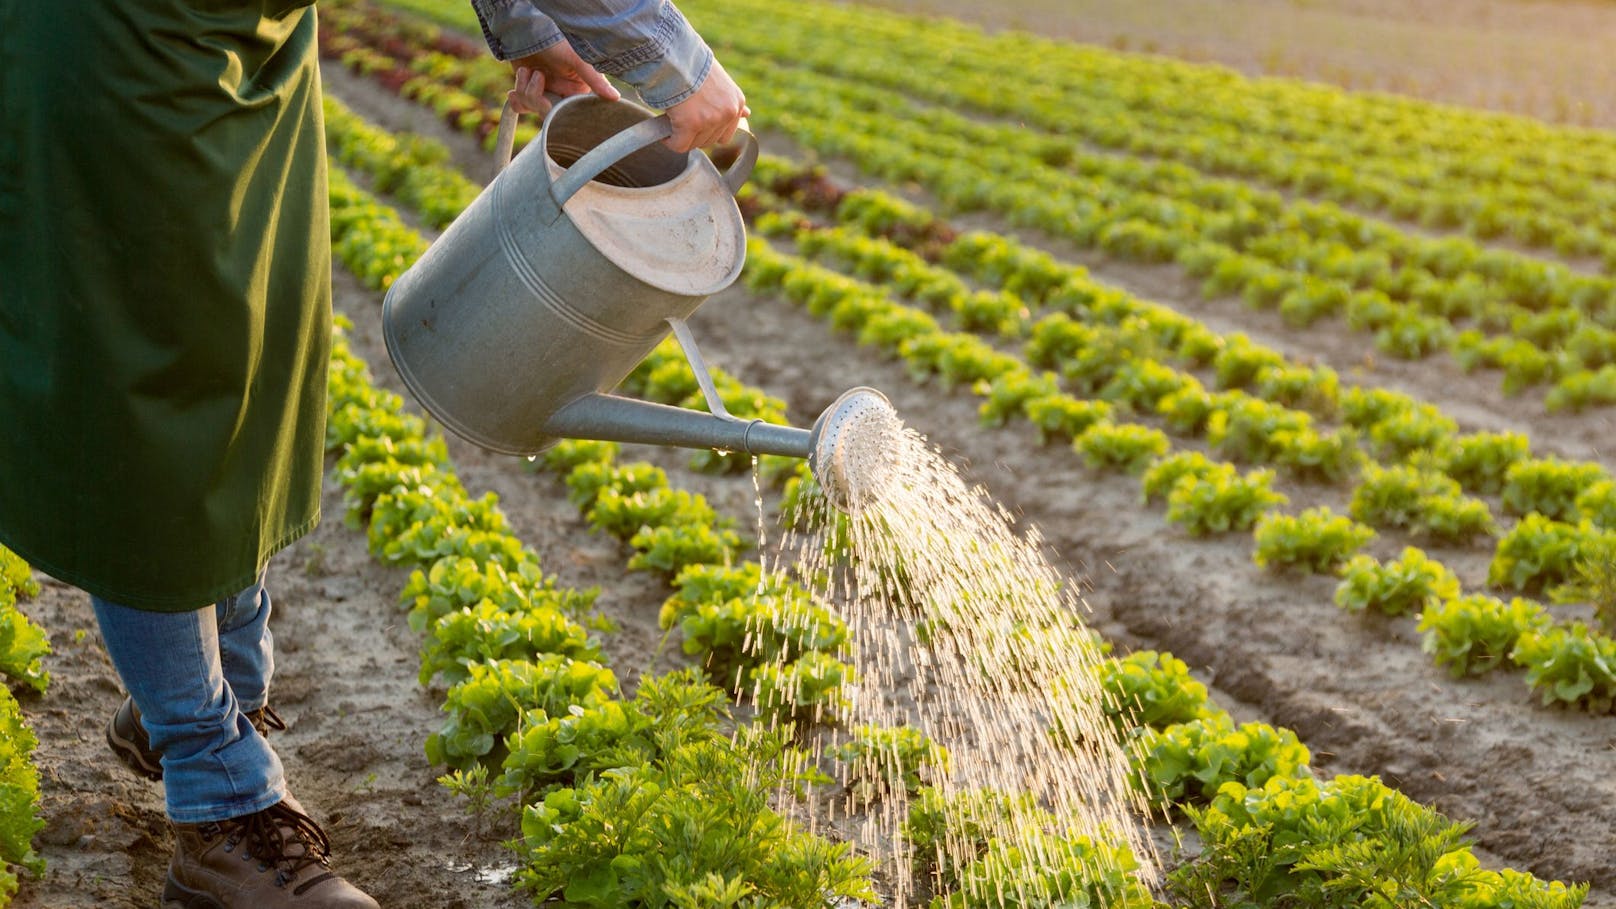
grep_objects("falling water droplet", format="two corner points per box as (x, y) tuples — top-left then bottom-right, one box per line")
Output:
(760, 409), (1159, 903)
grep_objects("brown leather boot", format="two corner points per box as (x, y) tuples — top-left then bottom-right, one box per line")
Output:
(107, 695), (288, 782)
(163, 794), (378, 908)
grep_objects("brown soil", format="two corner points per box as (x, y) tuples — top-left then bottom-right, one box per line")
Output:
(12, 34), (1616, 909)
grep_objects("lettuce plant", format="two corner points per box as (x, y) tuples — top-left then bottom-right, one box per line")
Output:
(1253, 508), (1376, 574)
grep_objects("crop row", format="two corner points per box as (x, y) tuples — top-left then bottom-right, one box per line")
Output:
(316, 2), (1616, 414)
(727, 63), (1616, 410)
(324, 159), (882, 901)
(327, 52), (1589, 899)
(750, 165), (1616, 552)
(742, 219), (1616, 714)
(320, 10), (1616, 728)
(321, 105), (1172, 901)
(678, 0), (1616, 268)
(0, 547), (45, 906)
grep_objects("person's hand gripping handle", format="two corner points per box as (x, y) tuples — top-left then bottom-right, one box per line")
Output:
(509, 42), (749, 154)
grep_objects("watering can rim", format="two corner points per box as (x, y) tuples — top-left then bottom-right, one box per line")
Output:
(513, 93), (756, 298)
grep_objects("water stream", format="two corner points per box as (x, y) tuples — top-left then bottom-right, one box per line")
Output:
(758, 408), (1161, 905)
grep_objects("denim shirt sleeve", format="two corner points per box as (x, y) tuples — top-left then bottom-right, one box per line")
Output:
(469, 0), (714, 109)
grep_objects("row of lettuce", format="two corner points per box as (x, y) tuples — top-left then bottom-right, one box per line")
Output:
(321, 0), (1616, 414)
(0, 548), (46, 905)
(672, 0), (1616, 269)
(321, 67), (1587, 903)
(320, 8), (1616, 612)
(737, 178), (1616, 717)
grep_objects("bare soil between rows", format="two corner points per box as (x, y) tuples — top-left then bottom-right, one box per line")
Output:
(11, 55), (1614, 909)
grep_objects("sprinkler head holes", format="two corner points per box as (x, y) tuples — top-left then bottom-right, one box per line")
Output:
(808, 387), (900, 514)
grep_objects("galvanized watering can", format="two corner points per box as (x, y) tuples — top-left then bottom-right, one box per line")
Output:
(382, 93), (894, 509)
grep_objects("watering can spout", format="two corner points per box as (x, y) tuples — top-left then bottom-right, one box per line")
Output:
(541, 386), (899, 514)
(540, 392), (812, 459)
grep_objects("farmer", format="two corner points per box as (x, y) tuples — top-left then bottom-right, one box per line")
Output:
(0, 0), (744, 905)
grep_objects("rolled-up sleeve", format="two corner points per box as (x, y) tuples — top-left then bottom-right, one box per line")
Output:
(469, 0), (715, 109)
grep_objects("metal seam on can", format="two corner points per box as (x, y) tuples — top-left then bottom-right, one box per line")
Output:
(494, 176), (655, 347)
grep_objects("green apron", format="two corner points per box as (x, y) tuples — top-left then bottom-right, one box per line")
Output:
(0, 0), (331, 611)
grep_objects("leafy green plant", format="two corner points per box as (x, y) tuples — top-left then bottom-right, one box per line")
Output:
(1271, 426), (1362, 484)
(1549, 533), (1616, 635)
(1024, 395), (1112, 444)
(0, 550), (35, 604)
(1374, 309), (1452, 360)
(750, 652), (854, 727)
(1140, 451), (1222, 504)
(1488, 515), (1611, 595)
(936, 829), (1159, 909)
(832, 724), (951, 803)
(587, 486), (723, 542)
(498, 701), (651, 796)
(1438, 431), (1530, 496)
(1576, 480), (1616, 530)
(1253, 508), (1376, 574)
(1340, 386), (1416, 430)
(368, 488), (528, 570)
(1349, 464), (1494, 544)
(1512, 623), (1616, 713)
(0, 684), (45, 897)
(1133, 716), (1309, 804)
(1546, 365), (1616, 414)
(1165, 466), (1288, 536)
(1100, 359), (1193, 411)
(513, 727), (874, 907)
(1367, 405), (1457, 462)
(0, 592), (49, 696)
(673, 589), (848, 689)
(564, 462), (666, 511)
(1074, 423), (1170, 473)
(1212, 336), (1286, 390)
(400, 556), (598, 635)
(1176, 773), (1495, 909)
(1254, 363), (1339, 416)
(905, 786), (1045, 892)
(974, 370), (1056, 428)
(426, 657), (619, 769)
(1418, 594), (1550, 677)
(1334, 548), (1461, 618)
(1501, 458), (1612, 523)
(419, 600), (599, 688)
(627, 524), (742, 576)
(540, 439), (620, 474)
(1205, 396), (1311, 465)
(1093, 650), (1212, 736)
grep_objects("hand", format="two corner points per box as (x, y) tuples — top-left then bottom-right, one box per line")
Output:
(508, 41), (621, 117)
(664, 59), (749, 153)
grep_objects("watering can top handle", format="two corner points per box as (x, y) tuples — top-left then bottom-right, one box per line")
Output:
(495, 95), (758, 203)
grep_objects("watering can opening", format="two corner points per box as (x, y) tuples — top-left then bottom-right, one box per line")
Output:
(540, 95), (690, 190)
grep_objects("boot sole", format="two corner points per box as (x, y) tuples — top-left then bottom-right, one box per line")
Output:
(161, 875), (226, 909)
(105, 717), (163, 782)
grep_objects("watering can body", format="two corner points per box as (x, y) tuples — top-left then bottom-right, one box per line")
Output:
(382, 93), (769, 456)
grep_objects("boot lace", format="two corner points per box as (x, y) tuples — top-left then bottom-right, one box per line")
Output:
(247, 704), (289, 736)
(220, 801), (337, 892)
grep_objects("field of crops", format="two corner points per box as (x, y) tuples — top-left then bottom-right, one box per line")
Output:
(6, 0), (1616, 906)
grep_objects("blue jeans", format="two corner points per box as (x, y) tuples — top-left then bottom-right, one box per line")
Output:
(91, 573), (286, 824)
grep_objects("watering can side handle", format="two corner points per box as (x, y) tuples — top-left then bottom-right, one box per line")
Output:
(719, 120), (759, 197)
(494, 94), (568, 172)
